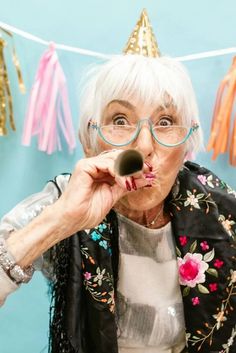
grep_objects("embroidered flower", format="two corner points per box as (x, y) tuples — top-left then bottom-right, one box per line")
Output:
(179, 235), (188, 246)
(184, 191), (200, 209)
(200, 240), (209, 251)
(222, 219), (233, 232)
(231, 270), (236, 283)
(94, 267), (106, 286)
(226, 184), (236, 198)
(97, 223), (107, 232)
(218, 215), (236, 237)
(197, 174), (214, 188)
(229, 270), (236, 286)
(178, 253), (209, 288)
(213, 310), (227, 330)
(197, 175), (207, 185)
(84, 271), (92, 280)
(192, 296), (200, 306)
(99, 240), (108, 250)
(91, 231), (101, 241)
(209, 283), (218, 292)
(214, 259), (224, 269)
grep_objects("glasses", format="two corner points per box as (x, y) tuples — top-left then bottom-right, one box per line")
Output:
(88, 118), (199, 147)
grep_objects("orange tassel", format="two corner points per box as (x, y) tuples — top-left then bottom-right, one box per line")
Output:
(207, 57), (236, 166)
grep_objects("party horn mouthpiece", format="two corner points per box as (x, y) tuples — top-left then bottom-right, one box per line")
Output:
(114, 149), (144, 176)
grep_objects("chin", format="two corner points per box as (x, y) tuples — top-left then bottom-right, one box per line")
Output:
(121, 186), (166, 211)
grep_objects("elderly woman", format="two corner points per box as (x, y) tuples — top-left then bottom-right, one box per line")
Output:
(0, 14), (236, 353)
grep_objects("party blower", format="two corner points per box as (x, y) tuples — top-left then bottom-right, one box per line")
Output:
(114, 149), (144, 176)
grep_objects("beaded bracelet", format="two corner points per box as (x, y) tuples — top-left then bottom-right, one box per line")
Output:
(0, 238), (34, 284)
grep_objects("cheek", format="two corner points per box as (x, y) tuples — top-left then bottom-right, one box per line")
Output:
(153, 146), (185, 188)
(155, 145), (185, 170)
(96, 136), (130, 154)
(91, 137), (111, 155)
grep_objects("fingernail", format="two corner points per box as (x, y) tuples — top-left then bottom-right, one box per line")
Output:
(131, 177), (137, 190)
(125, 180), (132, 191)
(144, 161), (153, 172)
(144, 173), (156, 179)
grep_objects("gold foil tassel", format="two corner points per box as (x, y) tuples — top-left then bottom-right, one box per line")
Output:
(0, 38), (8, 135)
(0, 38), (15, 135)
(0, 26), (25, 93)
(12, 46), (26, 94)
(0, 28), (25, 136)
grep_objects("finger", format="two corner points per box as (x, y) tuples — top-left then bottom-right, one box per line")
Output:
(144, 161), (153, 172)
(79, 157), (117, 182)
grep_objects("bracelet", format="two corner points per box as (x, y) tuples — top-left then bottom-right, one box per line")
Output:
(0, 238), (34, 284)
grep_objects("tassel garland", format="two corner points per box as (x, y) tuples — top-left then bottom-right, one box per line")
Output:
(207, 57), (236, 166)
(22, 43), (76, 154)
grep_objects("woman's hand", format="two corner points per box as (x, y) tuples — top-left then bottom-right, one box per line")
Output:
(5, 150), (154, 268)
(54, 150), (152, 236)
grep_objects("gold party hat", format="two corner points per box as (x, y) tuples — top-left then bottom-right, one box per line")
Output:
(123, 9), (161, 57)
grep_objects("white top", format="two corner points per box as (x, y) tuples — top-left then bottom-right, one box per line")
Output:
(117, 213), (186, 353)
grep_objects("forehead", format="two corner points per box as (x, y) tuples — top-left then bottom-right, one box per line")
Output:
(104, 98), (178, 114)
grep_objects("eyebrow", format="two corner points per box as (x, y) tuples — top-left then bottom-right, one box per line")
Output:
(107, 100), (135, 111)
(153, 103), (176, 115)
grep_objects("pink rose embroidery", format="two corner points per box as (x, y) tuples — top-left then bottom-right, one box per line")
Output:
(179, 235), (188, 246)
(178, 253), (209, 288)
(214, 259), (224, 269)
(192, 296), (200, 306)
(200, 241), (209, 251)
(197, 175), (207, 185)
(209, 283), (218, 292)
(84, 271), (92, 280)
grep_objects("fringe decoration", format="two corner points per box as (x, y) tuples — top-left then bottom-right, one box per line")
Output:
(0, 28), (25, 136)
(207, 57), (236, 166)
(22, 43), (76, 154)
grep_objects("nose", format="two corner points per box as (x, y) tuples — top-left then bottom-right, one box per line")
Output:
(133, 120), (155, 157)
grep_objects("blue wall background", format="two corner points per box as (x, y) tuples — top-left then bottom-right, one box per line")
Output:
(0, 1), (236, 352)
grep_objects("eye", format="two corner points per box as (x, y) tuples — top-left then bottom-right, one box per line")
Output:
(113, 116), (129, 125)
(158, 116), (173, 126)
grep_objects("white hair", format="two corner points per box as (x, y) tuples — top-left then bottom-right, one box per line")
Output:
(78, 54), (203, 155)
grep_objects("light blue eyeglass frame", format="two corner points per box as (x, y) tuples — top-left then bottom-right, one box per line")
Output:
(89, 118), (199, 148)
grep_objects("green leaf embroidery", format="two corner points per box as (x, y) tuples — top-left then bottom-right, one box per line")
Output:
(187, 190), (192, 197)
(176, 246), (182, 257)
(196, 193), (205, 198)
(189, 240), (197, 253)
(198, 284), (210, 294)
(203, 248), (215, 262)
(183, 286), (190, 297)
(206, 268), (218, 277)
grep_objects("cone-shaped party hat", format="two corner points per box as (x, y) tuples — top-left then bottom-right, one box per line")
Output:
(123, 9), (161, 57)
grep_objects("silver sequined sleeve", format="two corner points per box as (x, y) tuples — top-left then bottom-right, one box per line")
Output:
(0, 174), (70, 304)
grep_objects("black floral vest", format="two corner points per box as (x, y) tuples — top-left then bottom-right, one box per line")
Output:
(49, 162), (236, 353)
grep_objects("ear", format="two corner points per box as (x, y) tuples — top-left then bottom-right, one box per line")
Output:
(84, 145), (94, 157)
(78, 130), (94, 157)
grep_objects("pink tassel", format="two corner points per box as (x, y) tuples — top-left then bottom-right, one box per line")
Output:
(22, 43), (76, 154)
